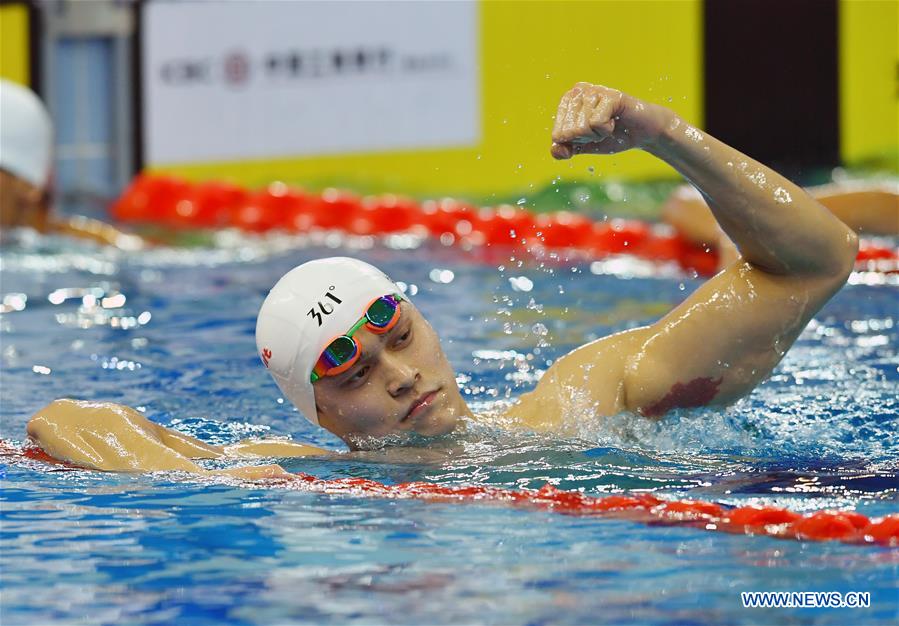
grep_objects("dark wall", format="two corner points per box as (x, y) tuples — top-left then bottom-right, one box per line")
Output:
(704, 0), (839, 179)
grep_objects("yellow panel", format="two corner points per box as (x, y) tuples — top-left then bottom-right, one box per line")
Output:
(157, 0), (703, 196)
(0, 3), (30, 85)
(838, 0), (898, 168)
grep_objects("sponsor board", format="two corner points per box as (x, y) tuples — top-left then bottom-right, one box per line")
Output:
(142, 1), (479, 164)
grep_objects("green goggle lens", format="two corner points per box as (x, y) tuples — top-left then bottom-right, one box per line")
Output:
(366, 296), (399, 327)
(321, 335), (357, 366)
(310, 293), (404, 383)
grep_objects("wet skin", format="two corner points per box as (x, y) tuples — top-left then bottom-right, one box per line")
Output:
(0, 169), (49, 232)
(23, 82), (858, 472)
(0, 169), (142, 249)
(313, 301), (475, 446)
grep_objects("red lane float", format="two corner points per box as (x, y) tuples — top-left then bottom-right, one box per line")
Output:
(726, 505), (802, 528)
(3, 439), (896, 547)
(279, 476), (899, 548)
(110, 174), (899, 276)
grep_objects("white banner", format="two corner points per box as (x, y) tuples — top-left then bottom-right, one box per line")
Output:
(141, 1), (480, 165)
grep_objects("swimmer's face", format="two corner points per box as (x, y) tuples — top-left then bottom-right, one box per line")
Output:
(313, 300), (472, 447)
(0, 169), (49, 231)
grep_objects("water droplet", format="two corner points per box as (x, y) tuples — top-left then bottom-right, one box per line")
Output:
(429, 269), (455, 284)
(509, 276), (534, 292)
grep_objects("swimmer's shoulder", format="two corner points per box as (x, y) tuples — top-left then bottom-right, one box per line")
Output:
(498, 326), (652, 430)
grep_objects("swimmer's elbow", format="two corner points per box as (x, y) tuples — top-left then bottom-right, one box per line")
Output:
(25, 413), (49, 442)
(835, 228), (859, 280)
(26, 399), (71, 440)
(27, 398), (91, 430)
(811, 221), (858, 281)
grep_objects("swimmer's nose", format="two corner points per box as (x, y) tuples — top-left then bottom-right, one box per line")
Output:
(384, 354), (419, 397)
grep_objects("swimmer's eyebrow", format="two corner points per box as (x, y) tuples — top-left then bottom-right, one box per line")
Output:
(372, 302), (411, 346)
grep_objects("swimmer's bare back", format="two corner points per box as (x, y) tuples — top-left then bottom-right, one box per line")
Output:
(25, 399), (327, 476)
(505, 83), (857, 430)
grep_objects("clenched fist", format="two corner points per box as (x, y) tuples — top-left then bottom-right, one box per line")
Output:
(551, 82), (675, 160)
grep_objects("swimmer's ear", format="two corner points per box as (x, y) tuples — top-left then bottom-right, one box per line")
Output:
(23, 184), (43, 205)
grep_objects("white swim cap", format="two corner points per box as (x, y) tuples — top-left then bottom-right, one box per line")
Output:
(0, 79), (53, 187)
(256, 257), (404, 425)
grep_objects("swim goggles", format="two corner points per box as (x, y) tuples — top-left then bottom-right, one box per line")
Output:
(310, 293), (405, 382)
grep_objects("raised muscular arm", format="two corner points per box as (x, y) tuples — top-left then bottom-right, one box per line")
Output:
(548, 83), (857, 417)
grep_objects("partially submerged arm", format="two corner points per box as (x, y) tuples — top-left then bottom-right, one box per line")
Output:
(664, 181), (898, 246)
(804, 182), (898, 236)
(26, 399), (327, 474)
(0, 170), (145, 250)
(547, 83), (857, 417)
(50, 215), (146, 251)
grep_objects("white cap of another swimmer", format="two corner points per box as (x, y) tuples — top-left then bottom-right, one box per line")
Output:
(256, 257), (404, 425)
(0, 79), (53, 187)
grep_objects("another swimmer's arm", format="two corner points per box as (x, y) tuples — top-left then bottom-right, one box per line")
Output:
(807, 183), (899, 236)
(660, 185), (722, 246)
(49, 215), (145, 251)
(663, 182), (899, 243)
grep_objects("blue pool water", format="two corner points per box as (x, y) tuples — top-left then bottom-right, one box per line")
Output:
(1, 230), (897, 625)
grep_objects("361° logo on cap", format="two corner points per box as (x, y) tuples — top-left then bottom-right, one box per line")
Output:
(307, 286), (343, 327)
(261, 348), (272, 367)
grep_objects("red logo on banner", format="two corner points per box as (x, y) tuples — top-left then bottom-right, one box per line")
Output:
(261, 348), (272, 367)
(224, 51), (250, 86)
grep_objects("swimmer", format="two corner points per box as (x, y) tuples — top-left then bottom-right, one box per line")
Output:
(0, 79), (141, 249)
(24, 82), (859, 475)
(663, 178), (897, 267)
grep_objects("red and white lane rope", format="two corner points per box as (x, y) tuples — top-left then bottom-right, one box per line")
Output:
(4, 439), (896, 547)
(110, 175), (899, 277)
